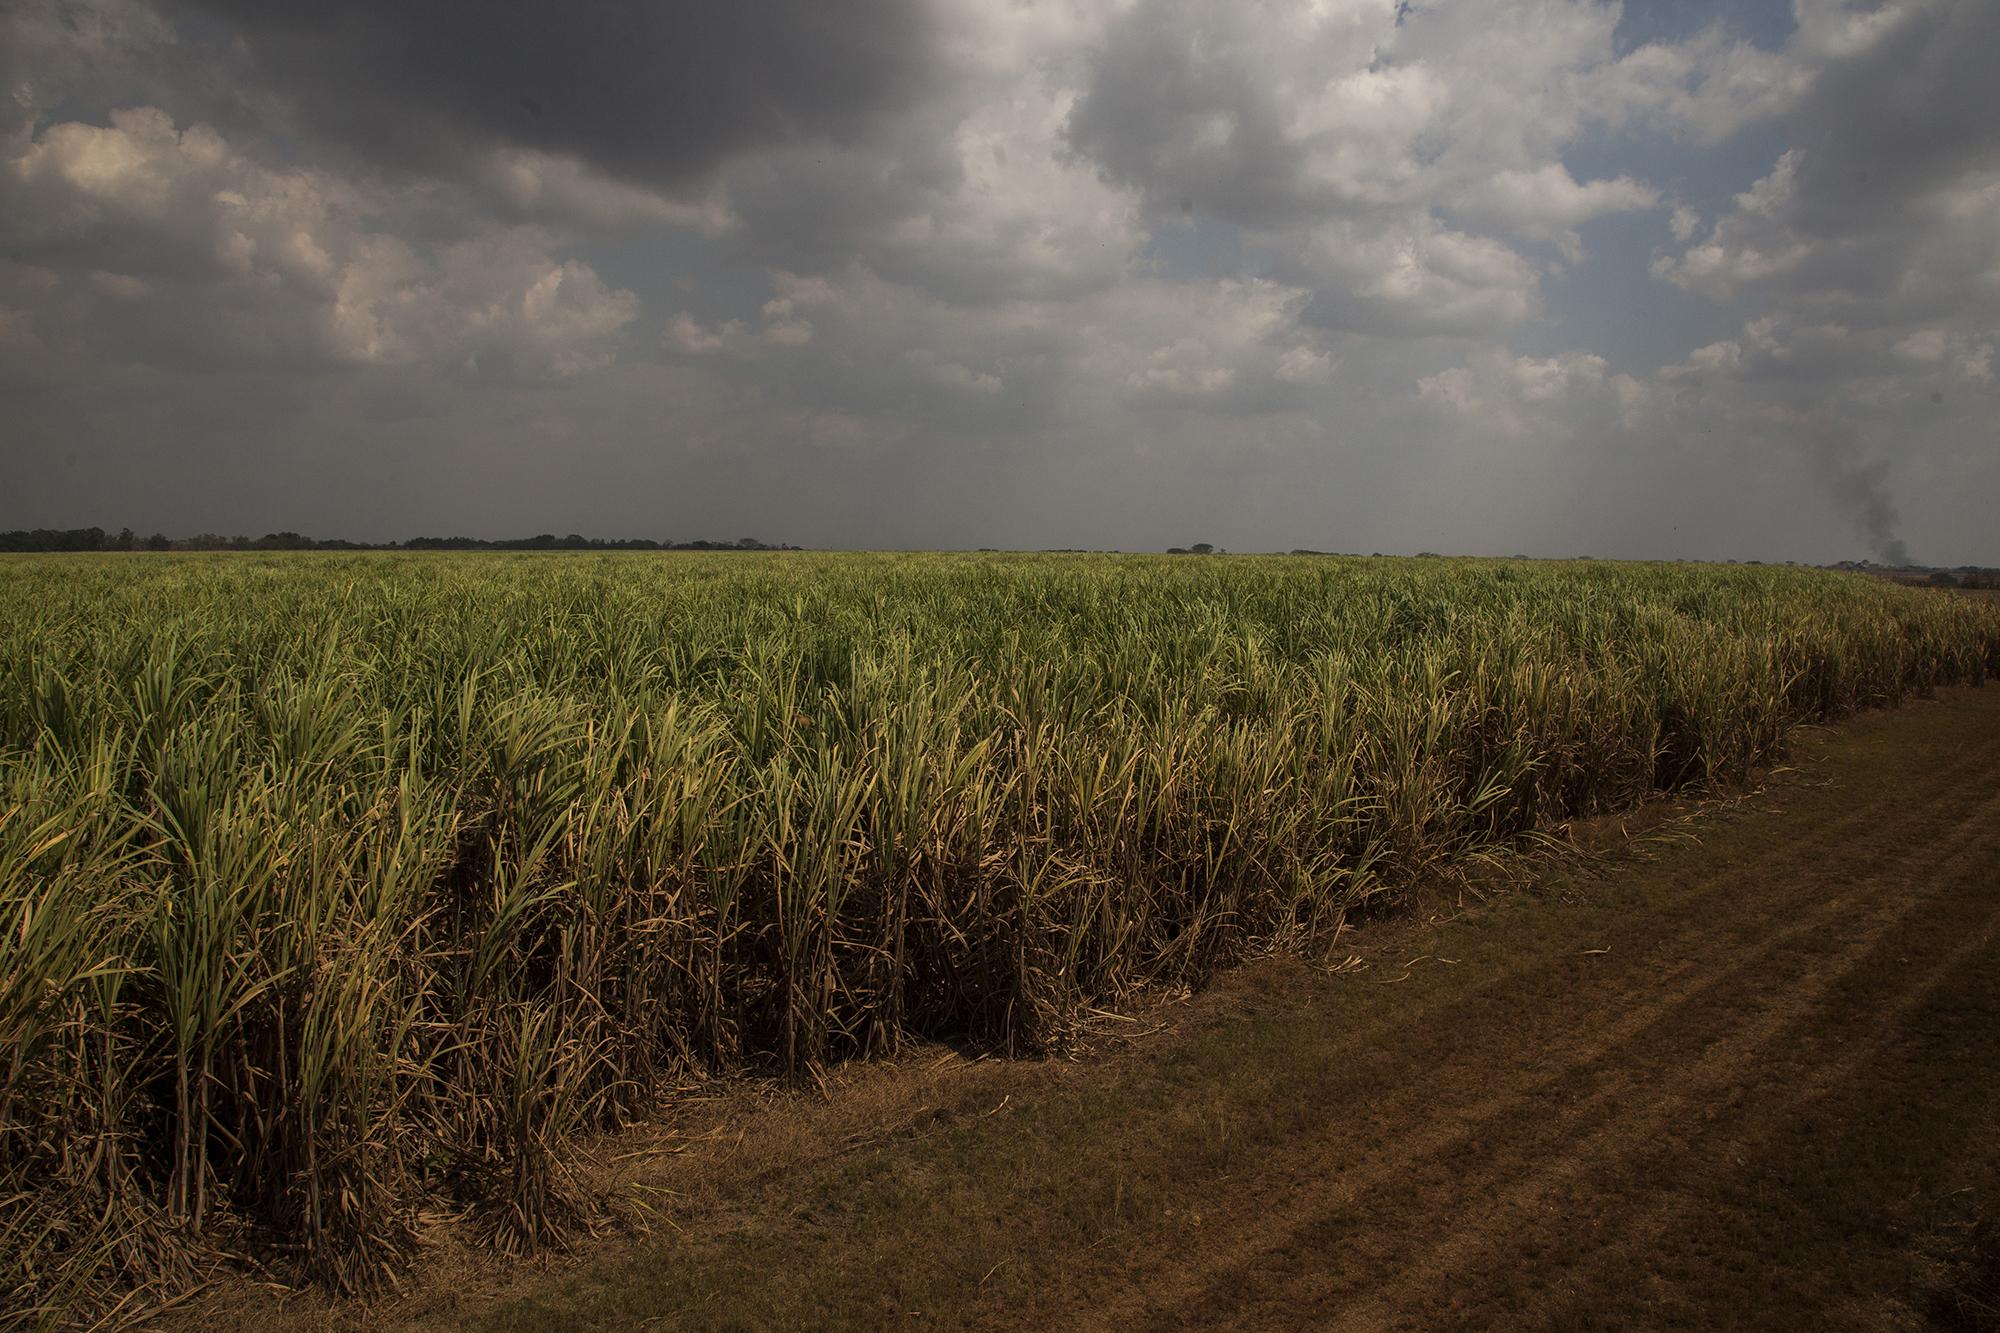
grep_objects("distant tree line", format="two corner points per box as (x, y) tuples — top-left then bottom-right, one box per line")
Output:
(1918, 569), (2000, 589)
(0, 527), (797, 553)
(400, 534), (796, 551)
(0, 527), (169, 551)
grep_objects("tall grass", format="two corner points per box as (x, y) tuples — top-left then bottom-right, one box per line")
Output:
(3, 552), (1996, 1315)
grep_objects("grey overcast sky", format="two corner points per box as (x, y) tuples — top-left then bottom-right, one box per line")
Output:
(2, 0), (1995, 561)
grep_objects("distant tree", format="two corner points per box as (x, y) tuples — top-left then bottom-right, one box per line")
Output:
(0, 527), (108, 551)
(1190, 542), (1214, 554)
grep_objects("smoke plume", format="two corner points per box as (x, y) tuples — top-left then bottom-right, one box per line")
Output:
(1802, 420), (1914, 567)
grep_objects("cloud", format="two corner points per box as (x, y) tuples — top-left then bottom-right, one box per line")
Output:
(1056, 0), (1693, 334)
(476, 147), (736, 232)
(1, 0), (1996, 565)
(1651, 150), (1814, 298)
(1, 0), (189, 141)
(1626, 0), (2000, 568)
(1456, 164), (1659, 231)
(1418, 347), (1624, 438)
(653, 263), (1334, 432)
(702, 5), (1145, 308)
(664, 296), (814, 357)
(1275, 344), (1333, 385)
(170, 0), (939, 191)
(5, 106), (637, 378)
(1299, 214), (1542, 334)
(906, 349), (1003, 395)
(1064, 0), (1668, 230)
(1652, 3), (2000, 325)
(1894, 328), (1948, 363)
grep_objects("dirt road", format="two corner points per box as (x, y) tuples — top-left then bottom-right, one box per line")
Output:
(249, 688), (2000, 1331)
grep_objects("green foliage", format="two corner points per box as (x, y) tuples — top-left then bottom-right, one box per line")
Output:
(1, 550), (1996, 1315)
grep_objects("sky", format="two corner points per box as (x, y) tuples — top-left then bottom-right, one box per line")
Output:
(1, 0), (1995, 562)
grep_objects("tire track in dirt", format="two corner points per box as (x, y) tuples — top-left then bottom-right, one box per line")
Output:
(1242, 727), (1996, 1078)
(1529, 851), (2000, 1330)
(1289, 798), (2000, 1331)
(1309, 733), (1996, 1051)
(1159, 788), (2000, 1331)
(1056, 733), (2000, 1332)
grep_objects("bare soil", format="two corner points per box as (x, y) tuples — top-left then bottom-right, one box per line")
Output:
(192, 686), (2000, 1331)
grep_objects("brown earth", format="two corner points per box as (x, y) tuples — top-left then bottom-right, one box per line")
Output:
(194, 686), (2000, 1332)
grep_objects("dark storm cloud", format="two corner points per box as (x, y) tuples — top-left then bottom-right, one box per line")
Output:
(0, 1), (190, 138)
(714, 130), (961, 270)
(1783, 1), (2000, 228)
(174, 0), (939, 187)
(1063, 0), (1309, 228)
